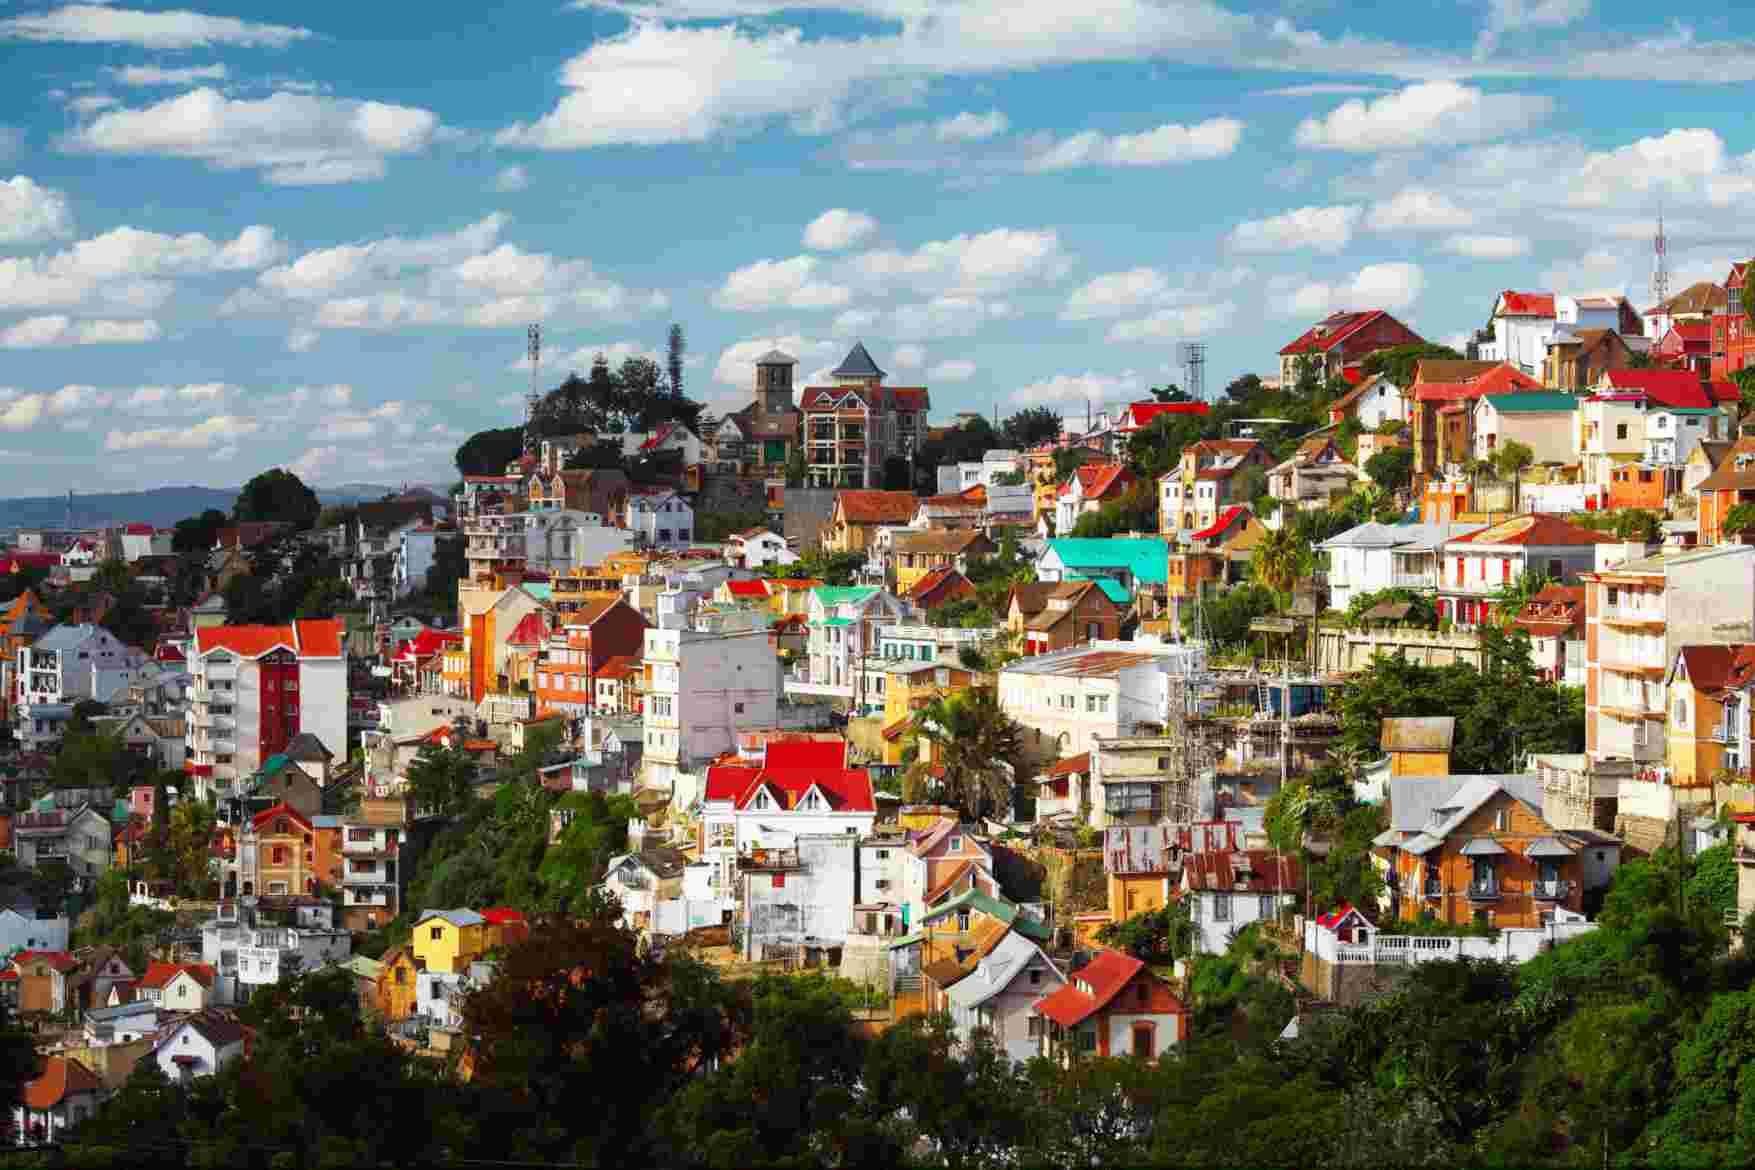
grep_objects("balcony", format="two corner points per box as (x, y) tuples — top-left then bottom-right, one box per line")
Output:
(1713, 724), (1732, 744)
(1532, 879), (1572, 901)
(1390, 573), (1431, 589)
(1466, 877), (1501, 901)
(737, 846), (805, 872)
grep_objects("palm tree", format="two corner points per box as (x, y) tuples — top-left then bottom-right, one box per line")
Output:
(1489, 570), (1552, 629)
(903, 687), (1028, 821)
(1462, 456), (1496, 510)
(1250, 524), (1311, 597)
(1491, 440), (1535, 513)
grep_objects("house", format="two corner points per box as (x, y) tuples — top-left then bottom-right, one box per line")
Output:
(1018, 580), (1126, 656)
(1158, 439), (1273, 537)
(601, 846), (687, 933)
(1276, 309), (1425, 386)
(799, 342), (929, 488)
(912, 487), (989, 531)
(626, 488), (695, 551)
(890, 530), (995, 596)
(1035, 537), (1169, 596)
(1543, 328), (1637, 390)
(222, 803), (318, 899)
(1438, 515), (1617, 627)
(376, 946), (422, 1022)
(932, 929), (1066, 1064)
(1409, 360), (1544, 482)
(16, 623), (143, 750)
(1054, 463), (1135, 537)
(1103, 823), (1176, 923)
(895, 817), (999, 925)
(1034, 947), (1187, 1064)
(1470, 392), (1578, 466)
(1645, 280), (1726, 343)
(1577, 368), (1737, 487)
(793, 585), (908, 708)
(824, 491), (920, 553)
(642, 622), (779, 787)
(1696, 437), (1755, 544)
(1713, 261), (1755, 380)
(1326, 373), (1409, 429)
(1684, 439), (1734, 499)
(525, 466), (630, 519)
(13, 805), (112, 881)
(1113, 400), (1209, 441)
(1318, 521), (1481, 611)
(10, 949), (77, 1014)
(412, 908), (486, 975)
(1654, 321), (1714, 375)
(728, 528), (796, 569)
(15, 1055), (102, 1145)
(905, 567), (977, 612)
(717, 350), (802, 480)
(1266, 437), (1362, 520)
(1666, 644), (1755, 789)
(1477, 291), (1556, 375)
(936, 449), (1024, 494)
(876, 659), (981, 766)
(150, 1009), (248, 1084)
(533, 599), (649, 717)
(1375, 773), (1595, 927)
(1514, 585), (1586, 686)
(1182, 849), (1302, 954)
(184, 620), (346, 798)
(999, 639), (1208, 759)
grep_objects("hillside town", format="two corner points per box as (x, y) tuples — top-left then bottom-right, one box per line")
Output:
(4, 281), (1755, 1161)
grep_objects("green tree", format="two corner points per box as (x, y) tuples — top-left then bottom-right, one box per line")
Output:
(1000, 405), (1061, 448)
(784, 447), (807, 487)
(903, 687), (1029, 821)
(1358, 342), (1465, 387)
(233, 467), (321, 530)
(1490, 439), (1535, 512)
(171, 507), (228, 555)
(454, 426), (525, 477)
(1193, 582), (1277, 647)
(406, 738), (478, 819)
(1364, 446), (1413, 493)
(862, 1014), (1028, 1170)
(296, 575), (354, 619)
(166, 798), (216, 896)
(1250, 523), (1311, 597)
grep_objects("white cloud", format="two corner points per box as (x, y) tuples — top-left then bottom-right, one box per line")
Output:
(1061, 268), (1172, 321)
(311, 400), (421, 442)
(852, 227), (1070, 296)
(1, 6), (311, 49)
(1227, 205), (1359, 253)
(63, 88), (443, 185)
(66, 95), (117, 116)
(714, 255), (851, 311)
(1254, 83), (1386, 97)
(1277, 262), (1424, 317)
(286, 327), (319, 353)
(289, 445), (340, 481)
(0, 176), (74, 244)
(1443, 233), (1531, 260)
(0, 222), (284, 315)
(1540, 248), (1627, 294)
(1107, 301), (1236, 343)
(803, 208), (877, 252)
(104, 414), (261, 451)
(1008, 370), (1142, 409)
(110, 63), (229, 86)
(0, 315), (160, 348)
(1364, 186), (1475, 231)
(1021, 118), (1242, 171)
(935, 110), (1008, 142)
(1294, 82), (1553, 152)
(713, 334), (841, 388)
(892, 343), (925, 369)
(890, 295), (1011, 340)
(121, 382), (236, 413)
(832, 308), (879, 334)
(0, 383), (117, 427)
(928, 359), (976, 381)
(492, 165), (530, 192)
(1477, 0), (1591, 57)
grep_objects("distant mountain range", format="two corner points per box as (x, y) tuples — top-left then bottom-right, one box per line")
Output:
(0, 483), (445, 532)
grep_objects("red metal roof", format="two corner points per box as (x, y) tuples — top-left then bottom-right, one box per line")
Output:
(724, 579), (770, 598)
(1498, 290), (1556, 317)
(1033, 948), (1176, 1029)
(1278, 309), (1386, 356)
(1059, 462), (1134, 500)
(195, 619), (343, 659)
(1119, 401), (1209, 430)
(480, 907), (525, 925)
(1190, 505), (1248, 541)
(1046, 752), (1090, 777)
(1449, 514), (1618, 548)
(1596, 368), (1738, 409)
(251, 802), (313, 833)
(504, 610), (548, 647)
(23, 1056), (101, 1111)
(13, 949), (76, 973)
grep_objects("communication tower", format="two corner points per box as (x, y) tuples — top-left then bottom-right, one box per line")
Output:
(525, 323), (542, 454)
(1178, 340), (1207, 402)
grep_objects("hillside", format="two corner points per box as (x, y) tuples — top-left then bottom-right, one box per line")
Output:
(0, 483), (430, 532)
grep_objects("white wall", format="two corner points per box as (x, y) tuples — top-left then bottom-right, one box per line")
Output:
(154, 1030), (242, 1081)
(298, 657), (348, 765)
(1190, 890), (1294, 955)
(643, 627), (778, 782)
(1107, 1012), (1182, 1059)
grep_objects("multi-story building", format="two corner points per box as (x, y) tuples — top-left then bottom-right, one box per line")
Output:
(1666, 644), (1755, 790)
(339, 794), (411, 932)
(1265, 437), (1361, 522)
(626, 488), (695, 550)
(1158, 440), (1271, 537)
(453, 474), (523, 523)
(1645, 280), (1726, 344)
(184, 620), (346, 799)
(788, 586), (909, 709)
(1409, 360), (1543, 484)
(452, 583), (550, 705)
(16, 624), (143, 749)
(1712, 261), (1755, 380)
(1543, 327), (1638, 391)
(1276, 309), (1424, 386)
(1008, 580), (1126, 656)
(1470, 391), (1578, 465)
(641, 622), (780, 786)
(533, 598), (648, 717)
(12, 804), (111, 882)
(936, 450), (1023, 494)
(1514, 584), (1586, 686)
(1054, 463), (1134, 537)
(1577, 369), (1738, 486)
(1437, 515), (1616, 627)
(799, 342), (929, 488)
(1475, 290), (1556, 375)
(998, 640), (1208, 759)
(715, 350), (802, 480)
(222, 802), (318, 898)
(1319, 521), (1482, 612)
(823, 490), (919, 554)
(889, 530), (995, 596)
(1698, 437), (1755, 545)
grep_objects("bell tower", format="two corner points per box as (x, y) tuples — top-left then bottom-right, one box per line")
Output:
(754, 349), (797, 415)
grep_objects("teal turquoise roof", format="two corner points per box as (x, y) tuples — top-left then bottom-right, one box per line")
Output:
(811, 586), (879, 608)
(1480, 392), (1578, 413)
(1044, 538), (1169, 586)
(521, 583), (553, 601)
(1664, 407), (1721, 415)
(921, 889), (1053, 942)
(1071, 576), (1133, 604)
(817, 617), (855, 627)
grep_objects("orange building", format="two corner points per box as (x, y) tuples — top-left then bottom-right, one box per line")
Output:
(534, 599), (648, 716)
(1607, 464), (1677, 511)
(227, 803), (317, 898)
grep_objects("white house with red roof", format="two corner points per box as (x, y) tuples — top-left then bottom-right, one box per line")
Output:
(1034, 947), (1186, 1063)
(150, 1008), (248, 1084)
(1053, 463), (1135, 536)
(184, 620), (346, 800)
(1182, 849), (1303, 954)
(1577, 368), (1740, 485)
(727, 527), (797, 569)
(120, 523), (172, 562)
(1158, 438), (1273, 537)
(1478, 291), (1558, 375)
(1439, 515), (1618, 627)
(1277, 309), (1424, 386)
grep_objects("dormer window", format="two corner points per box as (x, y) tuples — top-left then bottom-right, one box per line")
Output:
(802, 790), (824, 811)
(754, 790), (772, 810)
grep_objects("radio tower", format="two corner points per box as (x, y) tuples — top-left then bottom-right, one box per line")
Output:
(1652, 212), (1670, 311)
(524, 323), (542, 455)
(1178, 341), (1207, 402)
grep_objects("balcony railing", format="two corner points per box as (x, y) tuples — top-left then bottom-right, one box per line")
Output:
(737, 847), (804, 871)
(1466, 878), (1501, 901)
(1712, 724), (1731, 744)
(1421, 878), (1442, 899)
(1390, 573), (1431, 589)
(1532, 879), (1572, 900)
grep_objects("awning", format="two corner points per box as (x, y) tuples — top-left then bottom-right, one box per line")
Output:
(1401, 833), (1441, 856)
(1371, 828), (1403, 848)
(1460, 837), (1508, 856)
(1525, 837), (1577, 859)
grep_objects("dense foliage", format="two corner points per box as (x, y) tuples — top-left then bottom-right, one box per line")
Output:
(233, 468), (321, 530)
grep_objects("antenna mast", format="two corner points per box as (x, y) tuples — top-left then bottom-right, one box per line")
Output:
(1652, 212), (1670, 311)
(525, 323), (542, 455)
(1178, 341), (1207, 402)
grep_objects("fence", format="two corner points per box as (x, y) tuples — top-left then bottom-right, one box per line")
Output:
(1303, 918), (1597, 966)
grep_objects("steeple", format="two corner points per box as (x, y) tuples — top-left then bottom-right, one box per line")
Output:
(831, 341), (886, 384)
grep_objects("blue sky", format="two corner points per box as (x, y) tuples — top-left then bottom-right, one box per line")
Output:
(4, 0), (1755, 494)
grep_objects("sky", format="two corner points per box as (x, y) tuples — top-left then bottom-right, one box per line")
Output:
(5, 0), (1755, 495)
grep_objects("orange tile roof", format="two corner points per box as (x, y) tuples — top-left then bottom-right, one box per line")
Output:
(837, 490), (919, 524)
(250, 802), (313, 833)
(23, 1056), (101, 1111)
(1448, 514), (1618, 548)
(194, 619), (344, 659)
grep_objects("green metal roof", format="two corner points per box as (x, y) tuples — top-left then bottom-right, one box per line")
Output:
(1664, 407), (1721, 415)
(521, 583), (553, 601)
(1044, 538), (1169, 586)
(1480, 392), (1578, 413)
(1070, 576), (1133, 604)
(816, 617), (855, 627)
(920, 889), (1053, 942)
(811, 585), (879, 607)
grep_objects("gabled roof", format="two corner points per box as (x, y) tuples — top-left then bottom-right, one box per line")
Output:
(284, 732), (333, 762)
(1279, 309), (1389, 356)
(416, 908), (485, 929)
(921, 889), (1052, 942)
(1314, 903), (1374, 931)
(1060, 463), (1134, 500)
(1007, 582), (1052, 617)
(722, 579), (770, 598)
(1480, 391), (1578, 414)
(812, 585), (881, 609)
(836, 490), (918, 525)
(906, 567), (972, 603)
(1514, 584), (1585, 638)
(1497, 290), (1556, 318)
(1413, 359), (1500, 385)
(1043, 538), (1169, 585)
(1033, 947), (1172, 1028)
(1694, 436), (1755, 492)
(1447, 514), (1617, 548)
(1046, 752), (1091, 777)
(1671, 643), (1755, 693)
(1118, 400), (1209, 429)
(1182, 850), (1302, 892)
(194, 619), (344, 659)
(1596, 368), (1738, 409)
(479, 907), (525, 926)
(831, 341), (886, 380)
(1190, 505), (1250, 542)
(251, 802), (312, 833)
(13, 949), (76, 973)
(23, 1056), (101, 1109)
(504, 610), (548, 647)
(1649, 280), (1728, 316)
(893, 529), (991, 556)
(945, 929), (1057, 1012)
(157, 1008), (247, 1052)
(1383, 774), (1544, 839)
(755, 349), (797, 366)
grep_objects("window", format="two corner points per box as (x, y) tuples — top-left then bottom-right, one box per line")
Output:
(949, 836), (961, 852)
(1028, 1015), (1045, 1038)
(734, 702), (745, 714)
(1212, 893), (1230, 921)
(1029, 969), (1042, 985)
(1494, 809), (1509, 831)
(1617, 423), (1629, 440)
(1077, 1027), (1097, 1053)
(430, 926), (443, 941)
(1607, 586), (1619, 606)
(772, 873), (785, 889)
(957, 909), (971, 932)
(1547, 558), (1563, 578)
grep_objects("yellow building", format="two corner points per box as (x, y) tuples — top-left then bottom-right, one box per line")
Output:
(412, 908), (487, 974)
(377, 947), (421, 1022)
(765, 578), (824, 618)
(878, 662), (978, 765)
(890, 530), (995, 596)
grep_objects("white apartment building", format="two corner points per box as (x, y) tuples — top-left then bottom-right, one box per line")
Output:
(627, 489), (695, 551)
(1476, 291), (1556, 376)
(16, 624), (143, 749)
(937, 450), (1022, 494)
(998, 640), (1209, 758)
(788, 586), (909, 708)
(184, 621), (347, 801)
(641, 623), (779, 786)
(1318, 522), (1482, 612)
